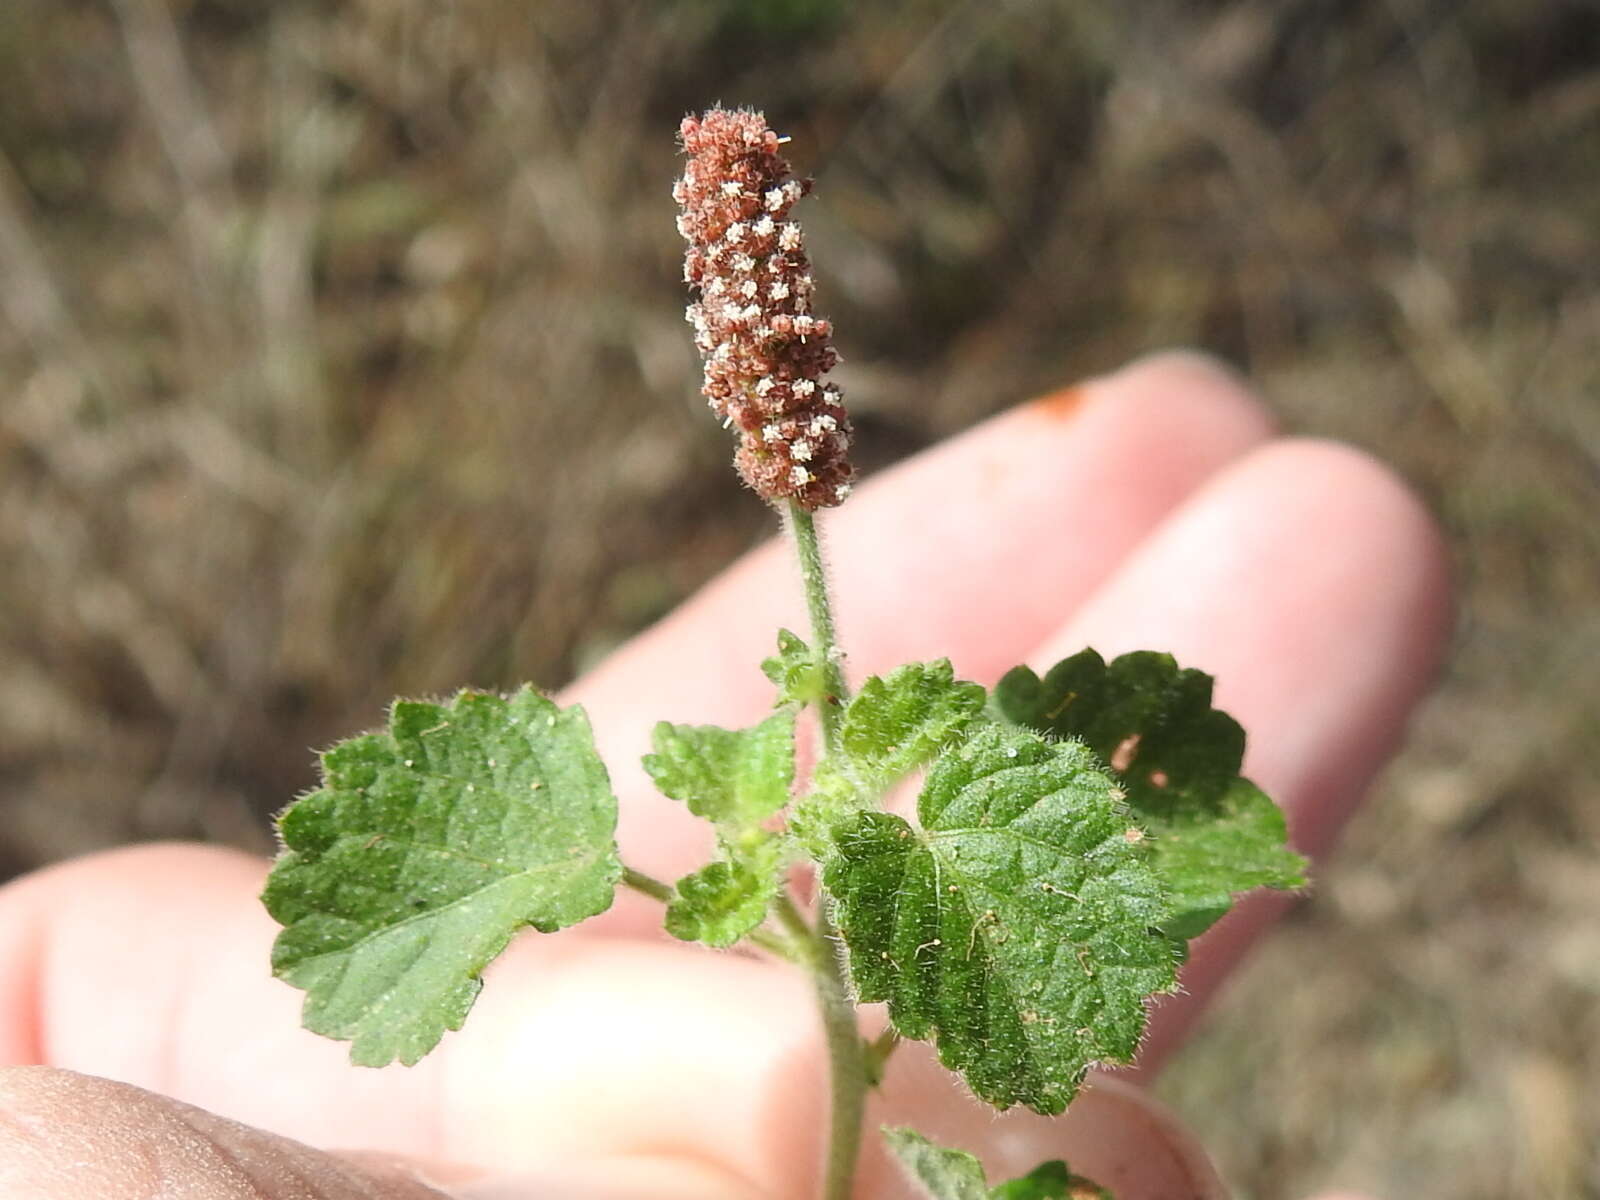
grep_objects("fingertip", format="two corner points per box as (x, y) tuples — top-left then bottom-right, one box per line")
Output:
(1208, 436), (1453, 853)
(1044, 433), (1453, 1069)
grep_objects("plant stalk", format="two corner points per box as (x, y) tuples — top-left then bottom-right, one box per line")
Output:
(811, 901), (868, 1200)
(620, 866), (674, 903)
(786, 503), (848, 756)
(784, 500), (867, 1200)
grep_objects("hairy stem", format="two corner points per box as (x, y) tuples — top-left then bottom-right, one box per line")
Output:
(786, 503), (848, 755)
(811, 900), (868, 1200)
(784, 500), (866, 1200)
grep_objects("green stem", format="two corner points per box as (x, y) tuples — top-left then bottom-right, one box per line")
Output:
(810, 900), (868, 1200)
(776, 890), (815, 941)
(624, 865), (802, 963)
(786, 503), (849, 753)
(621, 866), (674, 903)
(783, 501), (867, 1200)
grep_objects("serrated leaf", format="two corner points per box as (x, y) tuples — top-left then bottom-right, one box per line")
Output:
(761, 628), (820, 706)
(643, 710), (795, 834)
(800, 660), (987, 850)
(825, 723), (1177, 1113)
(838, 659), (987, 791)
(263, 687), (621, 1067)
(884, 1129), (1111, 1200)
(665, 841), (786, 948)
(644, 712), (796, 949)
(992, 649), (1306, 938)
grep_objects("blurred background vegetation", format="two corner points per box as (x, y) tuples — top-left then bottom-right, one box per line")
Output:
(0, 0), (1596, 1195)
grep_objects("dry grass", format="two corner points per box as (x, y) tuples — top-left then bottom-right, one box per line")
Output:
(1, 1), (1596, 1195)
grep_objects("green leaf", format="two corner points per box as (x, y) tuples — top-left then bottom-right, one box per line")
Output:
(882, 1127), (989, 1200)
(644, 712), (796, 949)
(838, 659), (987, 792)
(263, 687), (621, 1067)
(643, 710), (795, 834)
(825, 723), (1177, 1113)
(884, 1129), (1111, 1200)
(798, 660), (987, 852)
(664, 841), (786, 948)
(1150, 777), (1303, 940)
(991, 1161), (1112, 1200)
(761, 628), (820, 706)
(992, 649), (1306, 938)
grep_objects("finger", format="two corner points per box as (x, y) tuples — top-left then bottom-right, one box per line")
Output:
(0, 1067), (760, 1200)
(0, 845), (820, 1193)
(572, 351), (1276, 888)
(0, 1066), (454, 1200)
(1027, 438), (1451, 1069)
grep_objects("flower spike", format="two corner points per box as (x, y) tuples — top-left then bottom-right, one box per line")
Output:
(676, 107), (854, 509)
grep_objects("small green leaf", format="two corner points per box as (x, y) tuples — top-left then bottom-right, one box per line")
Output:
(263, 687), (621, 1067)
(665, 842), (786, 948)
(992, 649), (1306, 938)
(883, 1127), (989, 1200)
(838, 659), (987, 792)
(826, 723), (1177, 1113)
(884, 1128), (1111, 1200)
(645, 712), (797, 949)
(643, 710), (795, 833)
(762, 628), (820, 705)
(800, 660), (987, 849)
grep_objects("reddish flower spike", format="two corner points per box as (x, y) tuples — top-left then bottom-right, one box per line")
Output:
(676, 107), (854, 510)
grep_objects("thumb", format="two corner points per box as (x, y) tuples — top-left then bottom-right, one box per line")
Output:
(0, 1067), (758, 1200)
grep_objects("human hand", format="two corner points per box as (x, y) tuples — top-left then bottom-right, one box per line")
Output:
(0, 352), (1450, 1199)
